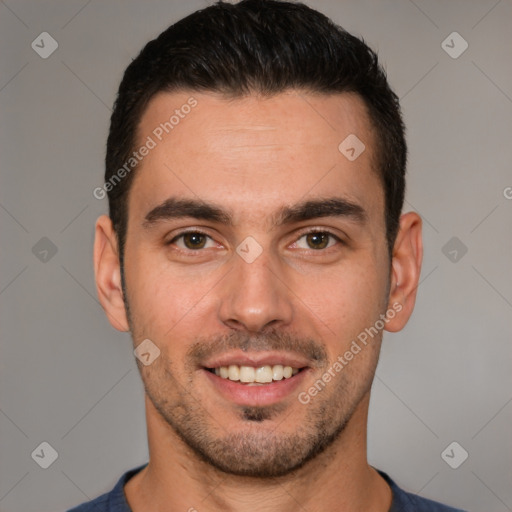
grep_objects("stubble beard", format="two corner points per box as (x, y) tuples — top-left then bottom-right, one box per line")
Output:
(139, 339), (379, 479)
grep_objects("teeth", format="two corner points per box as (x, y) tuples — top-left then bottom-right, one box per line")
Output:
(240, 366), (255, 383)
(272, 365), (284, 381)
(228, 365), (240, 381)
(255, 365), (273, 383)
(212, 364), (300, 383)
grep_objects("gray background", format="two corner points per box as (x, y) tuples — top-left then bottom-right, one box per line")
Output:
(1, 1), (511, 511)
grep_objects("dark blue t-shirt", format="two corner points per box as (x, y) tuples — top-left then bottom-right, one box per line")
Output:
(68, 464), (466, 511)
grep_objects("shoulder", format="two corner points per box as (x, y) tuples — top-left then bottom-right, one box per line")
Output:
(379, 471), (467, 512)
(66, 464), (148, 512)
(67, 492), (110, 512)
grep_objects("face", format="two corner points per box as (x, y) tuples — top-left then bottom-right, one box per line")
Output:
(95, 90), (420, 478)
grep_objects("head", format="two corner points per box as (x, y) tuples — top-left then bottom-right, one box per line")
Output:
(94, 0), (422, 478)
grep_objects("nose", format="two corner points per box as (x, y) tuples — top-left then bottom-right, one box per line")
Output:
(218, 248), (294, 333)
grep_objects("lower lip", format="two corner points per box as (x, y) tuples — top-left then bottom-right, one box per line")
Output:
(202, 368), (309, 407)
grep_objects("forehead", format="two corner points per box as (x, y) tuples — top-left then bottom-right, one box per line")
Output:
(129, 90), (383, 227)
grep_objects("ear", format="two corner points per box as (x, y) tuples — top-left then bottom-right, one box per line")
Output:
(385, 212), (423, 332)
(93, 215), (130, 332)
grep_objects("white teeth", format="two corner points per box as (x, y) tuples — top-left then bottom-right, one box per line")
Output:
(255, 365), (273, 383)
(213, 364), (300, 383)
(272, 364), (284, 381)
(228, 365), (240, 381)
(240, 366), (255, 383)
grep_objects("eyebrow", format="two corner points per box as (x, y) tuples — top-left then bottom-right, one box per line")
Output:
(274, 197), (367, 225)
(143, 198), (232, 227)
(142, 196), (367, 228)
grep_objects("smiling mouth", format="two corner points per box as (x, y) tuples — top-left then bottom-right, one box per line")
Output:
(205, 364), (304, 384)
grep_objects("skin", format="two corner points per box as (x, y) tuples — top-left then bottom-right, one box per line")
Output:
(94, 90), (422, 512)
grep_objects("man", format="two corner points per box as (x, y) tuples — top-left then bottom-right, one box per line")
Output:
(70, 1), (465, 510)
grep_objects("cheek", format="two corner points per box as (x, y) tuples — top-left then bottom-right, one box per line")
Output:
(297, 260), (385, 334)
(124, 249), (217, 344)
(123, 249), (175, 336)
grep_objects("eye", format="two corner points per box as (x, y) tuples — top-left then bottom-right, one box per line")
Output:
(293, 231), (340, 250)
(170, 231), (216, 250)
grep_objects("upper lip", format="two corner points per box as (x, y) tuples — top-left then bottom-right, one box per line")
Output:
(202, 351), (311, 369)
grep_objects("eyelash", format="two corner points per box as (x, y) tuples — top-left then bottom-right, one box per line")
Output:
(292, 229), (343, 250)
(167, 229), (217, 250)
(167, 228), (343, 252)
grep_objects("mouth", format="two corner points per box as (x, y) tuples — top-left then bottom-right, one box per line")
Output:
(205, 364), (303, 385)
(201, 353), (311, 406)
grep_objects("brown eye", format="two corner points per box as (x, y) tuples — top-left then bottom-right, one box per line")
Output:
(305, 232), (330, 250)
(167, 230), (221, 255)
(182, 232), (208, 249)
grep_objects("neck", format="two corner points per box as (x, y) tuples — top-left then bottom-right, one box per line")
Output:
(125, 392), (391, 512)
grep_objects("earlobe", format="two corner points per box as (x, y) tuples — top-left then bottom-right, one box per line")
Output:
(385, 212), (423, 333)
(93, 215), (130, 332)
